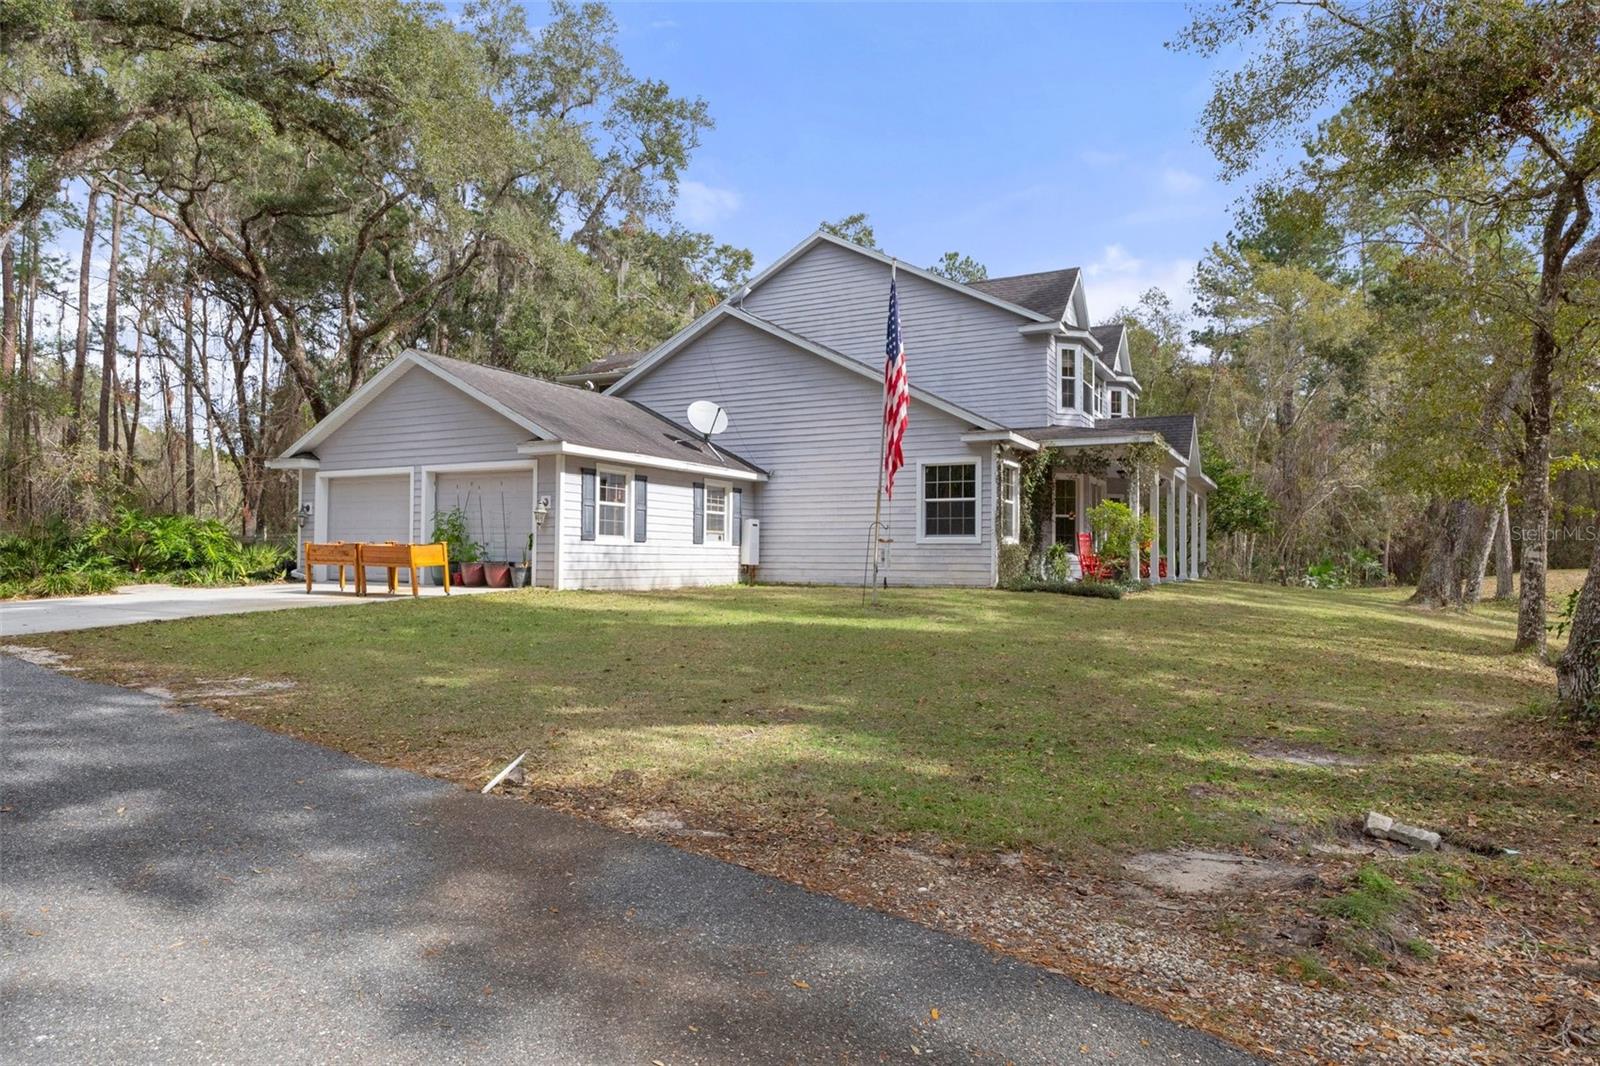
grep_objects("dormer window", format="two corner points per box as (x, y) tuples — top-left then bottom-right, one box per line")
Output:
(1060, 347), (1078, 410)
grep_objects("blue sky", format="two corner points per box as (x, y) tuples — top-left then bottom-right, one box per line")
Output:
(605, 1), (1250, 319)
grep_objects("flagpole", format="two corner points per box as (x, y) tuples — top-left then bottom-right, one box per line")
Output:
(864, 260), (895, 606)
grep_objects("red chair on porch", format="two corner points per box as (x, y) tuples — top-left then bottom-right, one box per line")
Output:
(1076, 532), (1106, 581)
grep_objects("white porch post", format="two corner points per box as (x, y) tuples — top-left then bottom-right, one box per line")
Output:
(1186, 488), (1198, 580)
(1129, 467), (1142, 581)
(1199, 494), (1208, 576)
(1148, 472), (1161, 584)
(1177, 478), (1190, 581)
(1171, 473), (1184, 582)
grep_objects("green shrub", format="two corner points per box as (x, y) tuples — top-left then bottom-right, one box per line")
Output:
(998, 542), (1028, 584)
(1000, 576), (1124, 599)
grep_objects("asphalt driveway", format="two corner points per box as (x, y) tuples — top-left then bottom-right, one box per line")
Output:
(0, 656), (1255, 1064)
(0, 581), (491, 637)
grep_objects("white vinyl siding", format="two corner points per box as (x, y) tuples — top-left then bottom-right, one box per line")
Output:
(558, 458), (738, 589)
(742, 239), (1051, 428)
(618, 316), (994, 586)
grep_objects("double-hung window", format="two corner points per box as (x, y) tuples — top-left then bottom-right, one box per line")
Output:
(597, 468), (629, 539)
(1110, 389), (1123, 417)
(1060, 347), (1077, 410)
(999, 462), (1020, 543)
(920, 461), (979, 541)
(704, 483), (730, 543)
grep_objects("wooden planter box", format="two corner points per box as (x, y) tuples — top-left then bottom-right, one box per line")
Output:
(303, 541), (360, 593)
(357, 542), (451, 597)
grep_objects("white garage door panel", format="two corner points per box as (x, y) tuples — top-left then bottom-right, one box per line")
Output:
(433, 472), (534, 564)
(326, 475), (411, 582)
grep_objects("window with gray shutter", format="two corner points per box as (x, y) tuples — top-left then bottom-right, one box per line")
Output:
(580, 468), (597, 541)
(634, 475), (648, 542)
(692, 482), (705, 544)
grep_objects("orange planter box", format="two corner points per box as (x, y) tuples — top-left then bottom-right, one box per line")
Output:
(356, 542), (451, 597)
(303, 542), (360, 593)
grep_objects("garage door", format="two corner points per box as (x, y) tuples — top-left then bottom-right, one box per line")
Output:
(433, 471), (534, 569)
(325, 474), (411, 583)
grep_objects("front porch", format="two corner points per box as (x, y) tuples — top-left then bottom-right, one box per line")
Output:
(1004, 425), (1212, 583)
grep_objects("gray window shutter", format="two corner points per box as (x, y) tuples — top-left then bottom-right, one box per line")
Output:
(732, 488), (743, 546)
(633, 475), (648, 542)
(692, 482), (705, 544)
(580, 468), (596, 541)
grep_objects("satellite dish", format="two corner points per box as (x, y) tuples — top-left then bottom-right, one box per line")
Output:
(686, 400), (729, 437)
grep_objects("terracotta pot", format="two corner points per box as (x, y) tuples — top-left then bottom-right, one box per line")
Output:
(461, 562), (486, 586)
(484, 562), (512, 588)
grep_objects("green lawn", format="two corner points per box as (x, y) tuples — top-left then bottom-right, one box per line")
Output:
(24, 578), (1593, 873)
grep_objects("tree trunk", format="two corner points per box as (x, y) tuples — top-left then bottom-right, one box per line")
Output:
(1555, 529), (1600, 721)
(0, 153), (16, 385)
(1410, 498), (1469, 607)
(1460, 490), (1505, 606)
(67, 185), (98, 447)
(1494, 498), (1515, 599)
(182, 277), (196, 515)
(97, 188), (123, 466)
(197, 295), (223, 517)
(1514, 324), (1555, 653)
(17, 229), (38, 522)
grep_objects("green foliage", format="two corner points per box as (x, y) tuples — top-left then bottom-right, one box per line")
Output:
(431, 507), (484, 565)
(1086, 500), (1155, 566)
(1321, 866), (1411, 929)
(999, 576), (1124, 600)
(818, 212), (877, 249)
(997, 543), (1028, 584)
(927, 251), (987, 282)
(0, 509), (289, 599)
(1302, 548), (1387, 590)
(1204, 455), (1272, 538)
(1046, 541), (1072, 582)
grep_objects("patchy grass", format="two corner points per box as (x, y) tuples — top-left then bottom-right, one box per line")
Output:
(18, 578), (1593, 869)
(1322, 866), (1411, 928)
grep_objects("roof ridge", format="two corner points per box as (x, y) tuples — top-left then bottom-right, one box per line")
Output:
(969, 266), (1081, 285)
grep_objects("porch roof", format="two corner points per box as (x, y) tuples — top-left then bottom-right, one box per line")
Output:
(1010, 424), (1189, 467)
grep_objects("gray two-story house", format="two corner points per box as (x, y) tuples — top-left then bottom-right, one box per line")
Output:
(272, 231), (1212, 589)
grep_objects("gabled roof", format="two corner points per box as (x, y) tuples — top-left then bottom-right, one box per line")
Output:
(967, 269), (1082, 321)
(1090, 323), (1125, 356)
(609, 303), (1004, 431)
(275, 350), (764, 477)
(740, 231), (1057, 325)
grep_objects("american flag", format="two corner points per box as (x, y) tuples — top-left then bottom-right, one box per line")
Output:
(882, 279), (910, 498)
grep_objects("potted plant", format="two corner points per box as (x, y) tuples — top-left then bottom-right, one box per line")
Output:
(484, 560), (512, 587)
(510, 533), (533, 588)
(431, 506), (485, 586)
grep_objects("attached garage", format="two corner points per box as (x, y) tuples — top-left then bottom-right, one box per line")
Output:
(319, 472), (412, 582)
(425, 465), (536, 574)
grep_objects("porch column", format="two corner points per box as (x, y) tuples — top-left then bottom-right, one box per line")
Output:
(1186, 488), (1199, 580)
(1129, 467), (1142, 581)
(1199, 494), (1208, 575)
(1148, 473), (1161, 584)
(1171, 473), (1184, 576)
(1177, 479), (1190, 581)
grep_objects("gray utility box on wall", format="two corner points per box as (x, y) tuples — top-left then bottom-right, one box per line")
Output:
(740, 518), (760, 566)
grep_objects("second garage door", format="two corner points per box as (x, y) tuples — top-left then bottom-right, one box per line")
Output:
(432, 471), (534, 568)
(325, 474), (411, 582)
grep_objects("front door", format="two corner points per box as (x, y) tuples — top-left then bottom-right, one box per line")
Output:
(1052, 476), (1078, 547)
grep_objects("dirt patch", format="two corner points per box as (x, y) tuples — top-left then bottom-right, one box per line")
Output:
(2, 645), (78, 669)
(1124, 850), (1317, 894)
(1246, 739), (1369, 768)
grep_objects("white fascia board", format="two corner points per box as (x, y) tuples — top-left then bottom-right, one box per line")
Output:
(743, 231), (1056, 325)
(960, 430), (1041, 452)
(276, 350), (555, 460)
(1018, 322), (1106, 356)
(266, 456), (321, 471)
(516, 440), (767, 482)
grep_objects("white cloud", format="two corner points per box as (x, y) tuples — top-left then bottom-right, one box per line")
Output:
(1160, 167), (1204, 195)
(676, 181), (742, 228)
(1082, 244), (1195, 319)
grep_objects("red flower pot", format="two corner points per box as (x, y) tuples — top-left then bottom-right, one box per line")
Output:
(461, 562), (486, 586)
(484, 562), (512, 588)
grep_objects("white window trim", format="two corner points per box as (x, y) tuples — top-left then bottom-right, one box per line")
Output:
(1000, 459), (1021, 545)
(595, 464), (633, 542)
(702, 479), (732, 545)
(916, 457), (983, 544)
(1059, 345), (1079, 412)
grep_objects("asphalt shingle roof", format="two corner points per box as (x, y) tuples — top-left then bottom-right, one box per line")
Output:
(569, 350), (645, 376)
(409, 351), (764, 475)
(966, 269), (1081, 319)
(1011, 413), (1198, 460)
